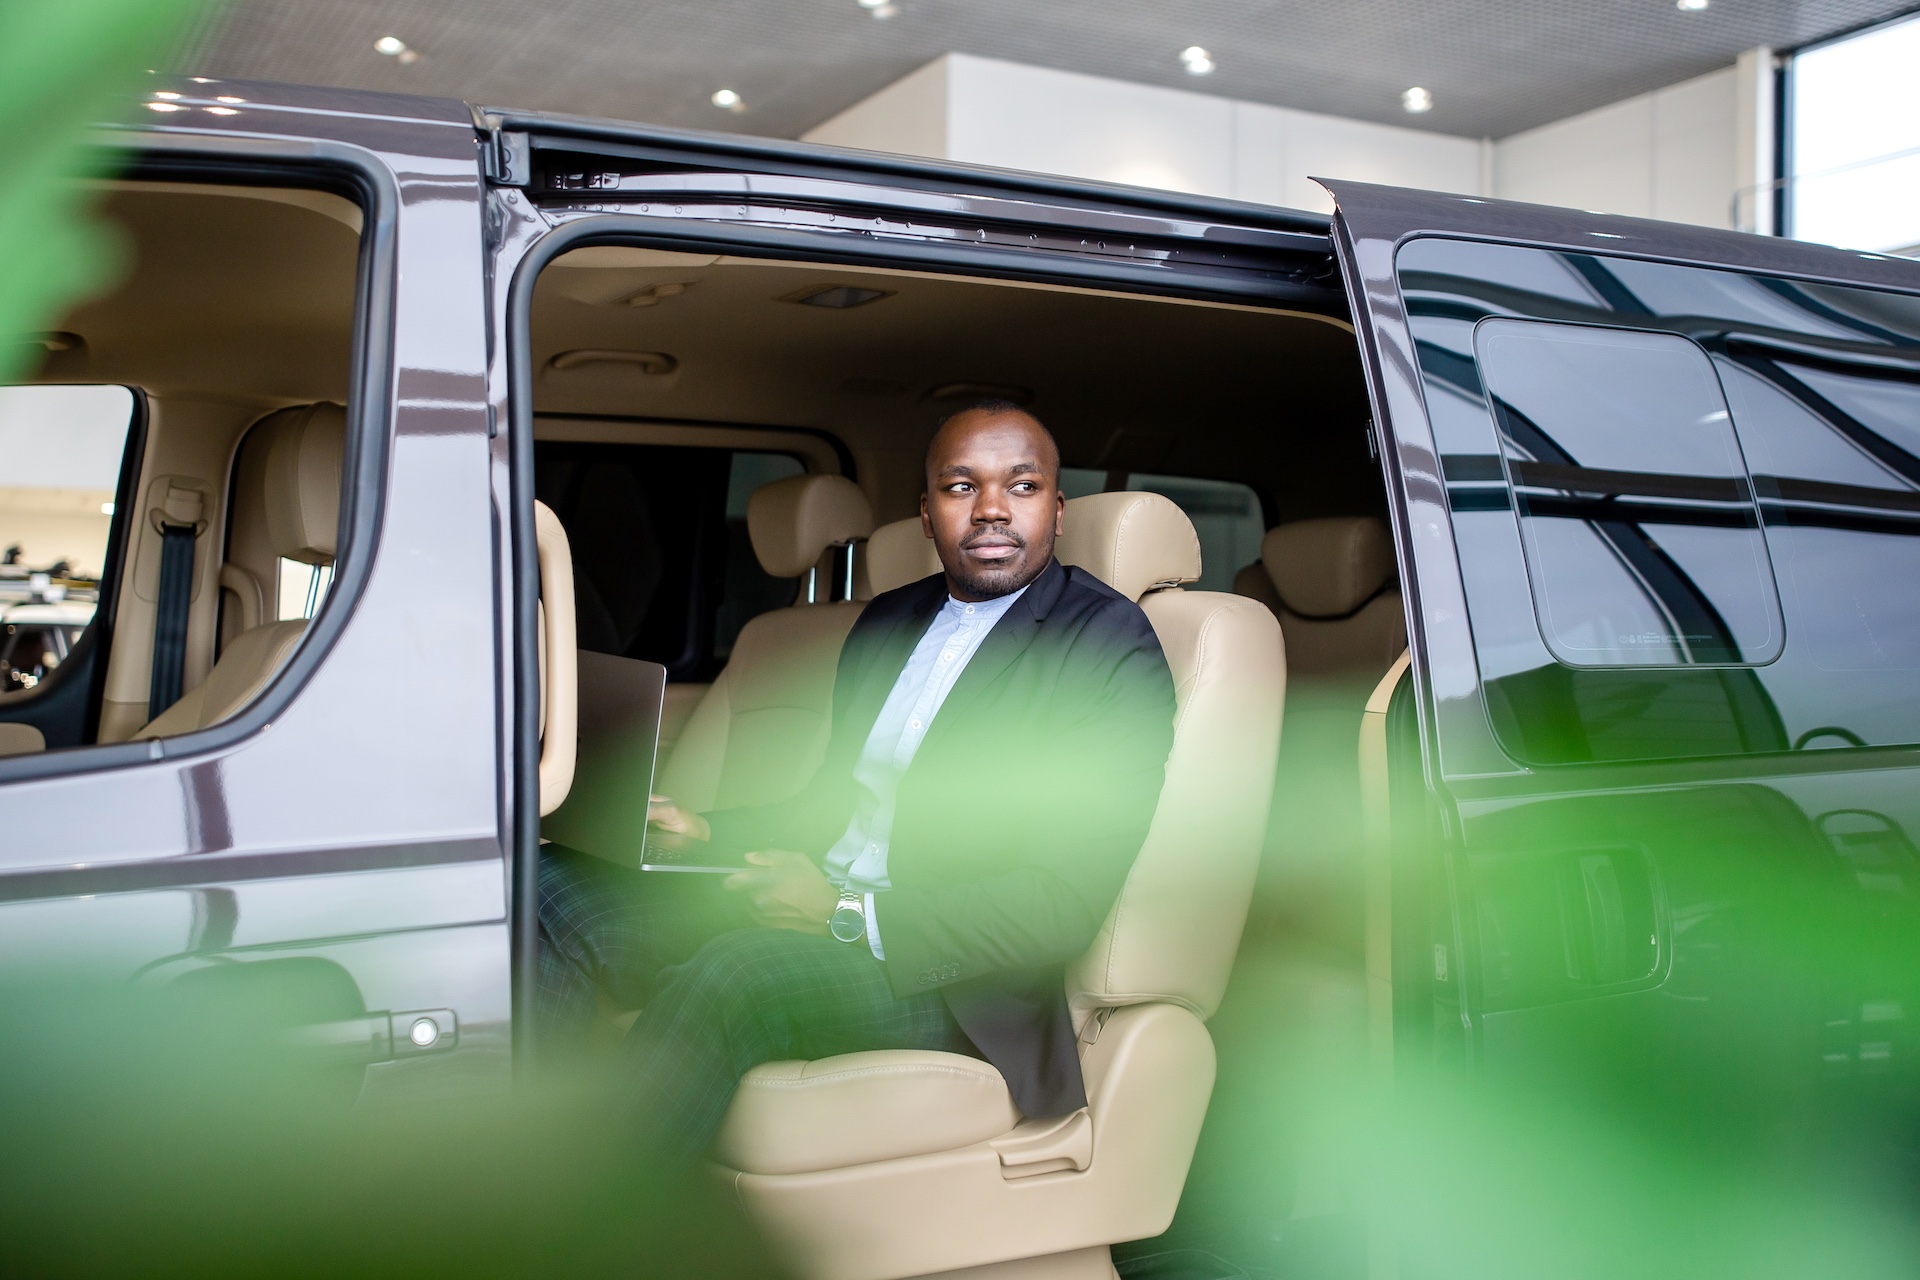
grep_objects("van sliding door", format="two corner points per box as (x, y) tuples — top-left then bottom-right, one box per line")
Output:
(1328, 179), (1920, 1263)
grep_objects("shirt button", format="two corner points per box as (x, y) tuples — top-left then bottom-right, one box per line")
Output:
(909, 719), (921, 730)
(940, 652), (953, 661)
(964, 605), (975, 614)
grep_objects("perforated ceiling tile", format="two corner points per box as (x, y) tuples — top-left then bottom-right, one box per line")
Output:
(171, 0), (1912, 143)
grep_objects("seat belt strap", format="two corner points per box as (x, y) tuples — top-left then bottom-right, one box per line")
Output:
(147, 489), (204, 721)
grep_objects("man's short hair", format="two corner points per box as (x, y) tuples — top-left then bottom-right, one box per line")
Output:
(935, 397), (1041, 431)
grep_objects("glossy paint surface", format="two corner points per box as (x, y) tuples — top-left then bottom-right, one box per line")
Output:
(0, 82), (510, 1091)
(1328, 179), (1920, 1183)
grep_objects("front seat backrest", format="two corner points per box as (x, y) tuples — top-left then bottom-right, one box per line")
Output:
(135, 403), (344, 739)
(857, 516), (942, 598)
(1234, 515), (1405, 679)
(656, 473), (874, 813)
(1059, 491), (1287, 1022)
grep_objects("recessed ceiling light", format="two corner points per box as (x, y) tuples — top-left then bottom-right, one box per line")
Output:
(711, 88), (744, 111)
(145, 101), (184, 112)
(1179, 46), (1215, 76)
(857, 0), (900, 16)
(151, 90), (181, 100)
(216, 95), (244, 104)
(374, 36), (407, 55)
(1676, 0), (1708, 10)
(206, 106), (239, 116)
(1402, 86), (1433, 113)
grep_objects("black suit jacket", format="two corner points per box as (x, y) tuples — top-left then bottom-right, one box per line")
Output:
(705, 557), (1176, 1117)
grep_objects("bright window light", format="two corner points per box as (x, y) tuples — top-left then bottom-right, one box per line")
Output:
(1789, 14), (1920, 255)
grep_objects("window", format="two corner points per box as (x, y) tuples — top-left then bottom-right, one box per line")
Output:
(0, 385), (135, 693)
(1056, 467), (1265, 592)
(1787, 14), (1920, 255)
(1403, 236), (1920, 763)
(533, 441), (806, 680)
(1475, 321), (1782, 667)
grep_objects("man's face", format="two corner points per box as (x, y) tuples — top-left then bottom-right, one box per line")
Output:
(920, 410), (1065, 601)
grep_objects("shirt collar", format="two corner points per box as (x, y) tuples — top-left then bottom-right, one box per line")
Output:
(942, 581), (1029, 621)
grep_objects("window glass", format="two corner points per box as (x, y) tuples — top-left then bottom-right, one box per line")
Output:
(1124, 473), (1264, 592)
(1475, 320), (1782, 666)
(277, 560), (333, 622)
(533, 441), (806, 680)
(1788, 13), (1920, 254)
(0, 385), (134, 690)
(1058, 467), (1106, 500)
(1402, 236), (1920, 764)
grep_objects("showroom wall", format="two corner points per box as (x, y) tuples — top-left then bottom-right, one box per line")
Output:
(803, 53), (1486, 215)
(804, 51), (1773, 230)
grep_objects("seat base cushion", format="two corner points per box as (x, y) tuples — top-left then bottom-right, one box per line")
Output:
(714, 1050), (1019, 1176)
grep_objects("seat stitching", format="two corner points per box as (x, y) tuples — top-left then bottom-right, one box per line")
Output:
(744, 1063), (1006, 1090)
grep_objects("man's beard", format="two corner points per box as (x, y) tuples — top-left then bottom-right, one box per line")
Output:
(947, 526), (1054, 599)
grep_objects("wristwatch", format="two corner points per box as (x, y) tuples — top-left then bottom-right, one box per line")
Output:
(829, 891), (866, 944)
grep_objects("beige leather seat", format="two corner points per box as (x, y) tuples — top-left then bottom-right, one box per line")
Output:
(854, 515), (942, 601)
(134, 403), (342, 739)
(655, 474), (876, 812)
(714, 491), (1286, 1280)
(1233, 516), (1404, 679)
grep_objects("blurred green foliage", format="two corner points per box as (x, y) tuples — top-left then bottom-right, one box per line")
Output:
(0, 0), (209, 382)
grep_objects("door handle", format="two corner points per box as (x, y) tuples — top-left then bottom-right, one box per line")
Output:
(282, 1008), (459, 1062)
(1557, 847), (1661, 986)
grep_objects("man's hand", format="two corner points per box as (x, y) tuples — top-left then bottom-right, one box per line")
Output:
(724, 849), (838, 935)
(648, 794), (711, 843)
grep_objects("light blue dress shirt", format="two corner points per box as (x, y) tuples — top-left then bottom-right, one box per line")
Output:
(823, 584), (1029, 959)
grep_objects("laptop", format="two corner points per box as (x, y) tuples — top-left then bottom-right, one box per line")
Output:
(540, 651), (748, 873)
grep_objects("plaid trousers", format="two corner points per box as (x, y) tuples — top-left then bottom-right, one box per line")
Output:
(537, 846), (972, 1168)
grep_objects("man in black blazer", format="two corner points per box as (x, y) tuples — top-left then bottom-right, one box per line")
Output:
(538, 403), (1175, 1166)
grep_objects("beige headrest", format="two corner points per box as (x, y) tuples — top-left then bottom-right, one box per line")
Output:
(261, 402), (346, 566)
(1055, 492), (1200, 602)
(1262, 516), (1394, 618)
(747, 475), (874, 579)
(865, 517), (942, 595)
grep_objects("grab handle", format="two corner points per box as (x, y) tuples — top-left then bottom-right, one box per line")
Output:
(534, 501), (577, 816)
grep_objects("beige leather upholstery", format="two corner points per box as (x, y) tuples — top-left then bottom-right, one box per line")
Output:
(720, 491), (1286, 1280)
(134, 404), (345, 740)
(861, 516), (943, 597)
(1054, 492), (1201, 602)
(263, 402), (346, 565)
(0, 722), (48, 757)
(749, 474), (874, 579)
(133, 621), (310, 739)
(1234, 516), (1405, 679)
(1066, 586), (1286, 1023)
(655, 598), (863, 812)
(656, 474), (869, 814)
(717, 1051), (1021, 1176)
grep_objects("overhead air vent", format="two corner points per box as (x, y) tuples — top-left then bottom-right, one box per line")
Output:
(780, 284), (893, 309)
(547, 349), (677, 374)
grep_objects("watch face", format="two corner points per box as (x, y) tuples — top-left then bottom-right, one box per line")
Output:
(829, 904), (865, 943)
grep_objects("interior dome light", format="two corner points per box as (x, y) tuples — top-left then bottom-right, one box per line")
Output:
(1402, 86), (1434, 113)
(712, 88), (744, 111)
